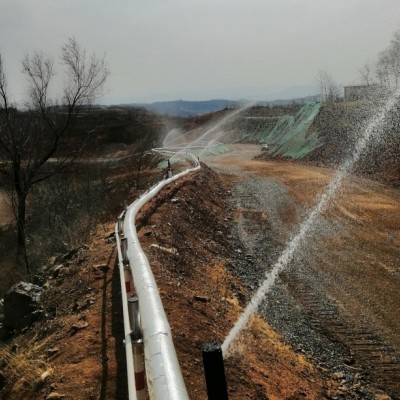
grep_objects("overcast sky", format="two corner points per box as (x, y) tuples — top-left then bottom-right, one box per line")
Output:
(1, 0), (399, 104)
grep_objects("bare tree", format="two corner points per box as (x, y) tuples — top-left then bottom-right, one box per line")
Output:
(0, 38), (109, 274)
(316, 70), (341, 102)
(375, 29), (400, 90)
(376, 49), (391, 87)
(359, 63), (374, 86)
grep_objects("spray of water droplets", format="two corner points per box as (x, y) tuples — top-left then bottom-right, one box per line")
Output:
(162, 103), (255, 161)
(222, 90), (400, 355)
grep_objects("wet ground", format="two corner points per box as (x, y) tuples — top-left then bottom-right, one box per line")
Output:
(204, 144), (400, 399)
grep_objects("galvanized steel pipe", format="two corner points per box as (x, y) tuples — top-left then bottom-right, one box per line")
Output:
(115, 216), (138, 400)
(123, 154), (200, 399)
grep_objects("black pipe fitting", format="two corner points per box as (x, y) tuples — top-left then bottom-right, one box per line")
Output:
(202, 342), (229, 400)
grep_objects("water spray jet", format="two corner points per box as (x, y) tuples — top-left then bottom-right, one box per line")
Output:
(163, 103), (256, 163)
(222, 90), (400, 354)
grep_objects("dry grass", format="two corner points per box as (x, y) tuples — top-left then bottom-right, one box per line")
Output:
(0, 343), (52, 390)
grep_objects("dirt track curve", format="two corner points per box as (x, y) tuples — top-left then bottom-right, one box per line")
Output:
(203, 144), (400, 399)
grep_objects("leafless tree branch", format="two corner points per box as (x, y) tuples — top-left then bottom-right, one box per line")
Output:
(0, 38), (109, 274)
(316, 70), (341, 102)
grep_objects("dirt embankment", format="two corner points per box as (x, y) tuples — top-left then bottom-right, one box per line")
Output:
(225, 101), (400, 186)
(0, 163), (171, 399)
(204, 145), (400, 399)
(136, 164), (340, 399)
(2, 144), (400, 399)
(305, 100), (400, 186)
(0, 164), (338, 400)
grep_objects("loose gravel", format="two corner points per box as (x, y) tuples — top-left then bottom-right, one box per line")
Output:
(223, 172), (381, 399)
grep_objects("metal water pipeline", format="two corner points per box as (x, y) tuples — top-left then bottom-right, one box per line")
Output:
(115, 213), (138, 400)
(123, 155), (200, 400)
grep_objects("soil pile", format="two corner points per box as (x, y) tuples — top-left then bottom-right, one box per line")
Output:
(306, 100), (400, 185)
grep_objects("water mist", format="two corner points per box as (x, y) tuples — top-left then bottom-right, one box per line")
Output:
(163, 103), (255, 162)
(222, 90), (400, 354)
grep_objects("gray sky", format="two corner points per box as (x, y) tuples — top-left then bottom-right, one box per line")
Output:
(1, 0), (399, 103)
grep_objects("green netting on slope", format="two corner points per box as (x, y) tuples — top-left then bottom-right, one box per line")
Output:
(261, 103), (322, 159)
(270, 103), (322, 159)
(237, 117), (280, 142)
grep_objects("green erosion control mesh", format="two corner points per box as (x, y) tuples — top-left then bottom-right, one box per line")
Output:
(240, 103), (322, 159)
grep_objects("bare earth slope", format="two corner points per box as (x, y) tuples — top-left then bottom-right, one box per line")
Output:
(204, 144), (400, 399)
(2, 144), (400, 399)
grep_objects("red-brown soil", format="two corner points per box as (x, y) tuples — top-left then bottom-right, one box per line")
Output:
(1, 144), (400, 399)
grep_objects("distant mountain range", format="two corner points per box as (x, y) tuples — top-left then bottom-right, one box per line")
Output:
(112, 95), (320, 118)
(122, 99), (238, 118)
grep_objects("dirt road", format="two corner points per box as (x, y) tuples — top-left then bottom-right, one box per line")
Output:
(204, 144), (400, 398)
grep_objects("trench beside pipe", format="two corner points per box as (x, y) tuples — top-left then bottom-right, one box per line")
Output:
(123, 155), (199, 400)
